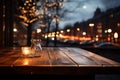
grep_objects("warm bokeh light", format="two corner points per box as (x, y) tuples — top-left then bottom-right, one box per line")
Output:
(57, 31), (59, 34)
(59, 35), (91, 41)
(52, 34), (55, 37)
(37, 29), (41, 33)
(45, 35), (47, 38)
(95, 35), (99, 41)
(59, 34), (63, 37)
(82, 32), (87, 36)
(89, 23), (94, 27)
(67, 29), (70, 32)
(21, 47), (31, 56)
(52, 37), (55, 40)
(77, 28), (80, 31)
(108, 29), (112, 33)
(60, 30), (64, 33)
(117, 23), (120, 27)
(13, 28), (18, 32)
(104, 30), (108, 33)
(23, 59), (29, 65)
(114, 32), (118, 39)
(107, 37), (111, 42)
(48, 34), (51, 37)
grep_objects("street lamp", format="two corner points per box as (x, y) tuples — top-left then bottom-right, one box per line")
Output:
(13, 28), (18, 32)
(82, 32), (86, 36)
(107, 29), (112, 42)
(89, 23), (94, 27)
(54, 0), (64, 47)
(77, 28), (80, 31)
(108, 29), (112, 33)
(44, 0), (64, 46)
(89, 23), (94, 40)
(114, 32), (118, 43)
(67, 29), (70, 33)
(60, 30), (64, 33)
(45, 13), (53, 46)
(77, 28), (80, 40)
(18, 0), (64, 47)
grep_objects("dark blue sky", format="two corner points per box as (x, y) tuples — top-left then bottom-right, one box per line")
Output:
(35, 0), (120, 30)
(57, 0), (120, 29)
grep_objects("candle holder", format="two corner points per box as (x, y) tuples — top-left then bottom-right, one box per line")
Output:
(21, 46), (41, 58)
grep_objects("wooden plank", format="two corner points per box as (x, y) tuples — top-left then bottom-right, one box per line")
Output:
(71, 48), (120, 65)
(59, 47), (98, 65)
(59, 47), (120, 66)
(13, 47), (50, 66)
(47, 47), (78, 67)
(0, 49), (20, 65)
(0, 47), (120, 75)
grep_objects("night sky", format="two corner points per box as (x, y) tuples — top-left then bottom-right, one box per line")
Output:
(35, 0), (120, 30)
(57, 0), (120, 29)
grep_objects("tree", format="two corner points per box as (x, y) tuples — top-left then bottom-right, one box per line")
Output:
(93, 8), (102, 17)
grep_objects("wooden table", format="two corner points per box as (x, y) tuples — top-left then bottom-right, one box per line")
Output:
(0, 47), (120, 79)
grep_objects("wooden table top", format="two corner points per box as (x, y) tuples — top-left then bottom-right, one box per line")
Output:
(0, 47), (120, 75)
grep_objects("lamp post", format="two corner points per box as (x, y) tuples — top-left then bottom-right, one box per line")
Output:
(107, 28), (112, 42)
(67, 29), (71, 39)
(54, 0), (63, 47)
(89, 23), (94, 40)
(82, 32), (86, 36)
(54, 15), (59, 46)
(46, 13), (52, 46)
(18, 0), (64, 47)
(117, 23), (120, 44)
(44, 0), (64, 46)
(77, 28), (80, 40)
(114, 32), (118, 43)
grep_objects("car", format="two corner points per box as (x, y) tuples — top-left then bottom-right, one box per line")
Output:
(79, 40), (97, 48)
(95, 42), (120, 49)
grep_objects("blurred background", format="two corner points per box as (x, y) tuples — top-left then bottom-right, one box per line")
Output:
(0, 0), (120, 58)
(0, 0), (120, 79)
(1, 0), (120, 48)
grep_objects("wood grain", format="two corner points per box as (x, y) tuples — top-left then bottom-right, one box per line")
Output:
(0, 47), (120, 74)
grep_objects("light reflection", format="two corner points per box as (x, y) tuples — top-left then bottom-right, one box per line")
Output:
(23, 59), (29, 65)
